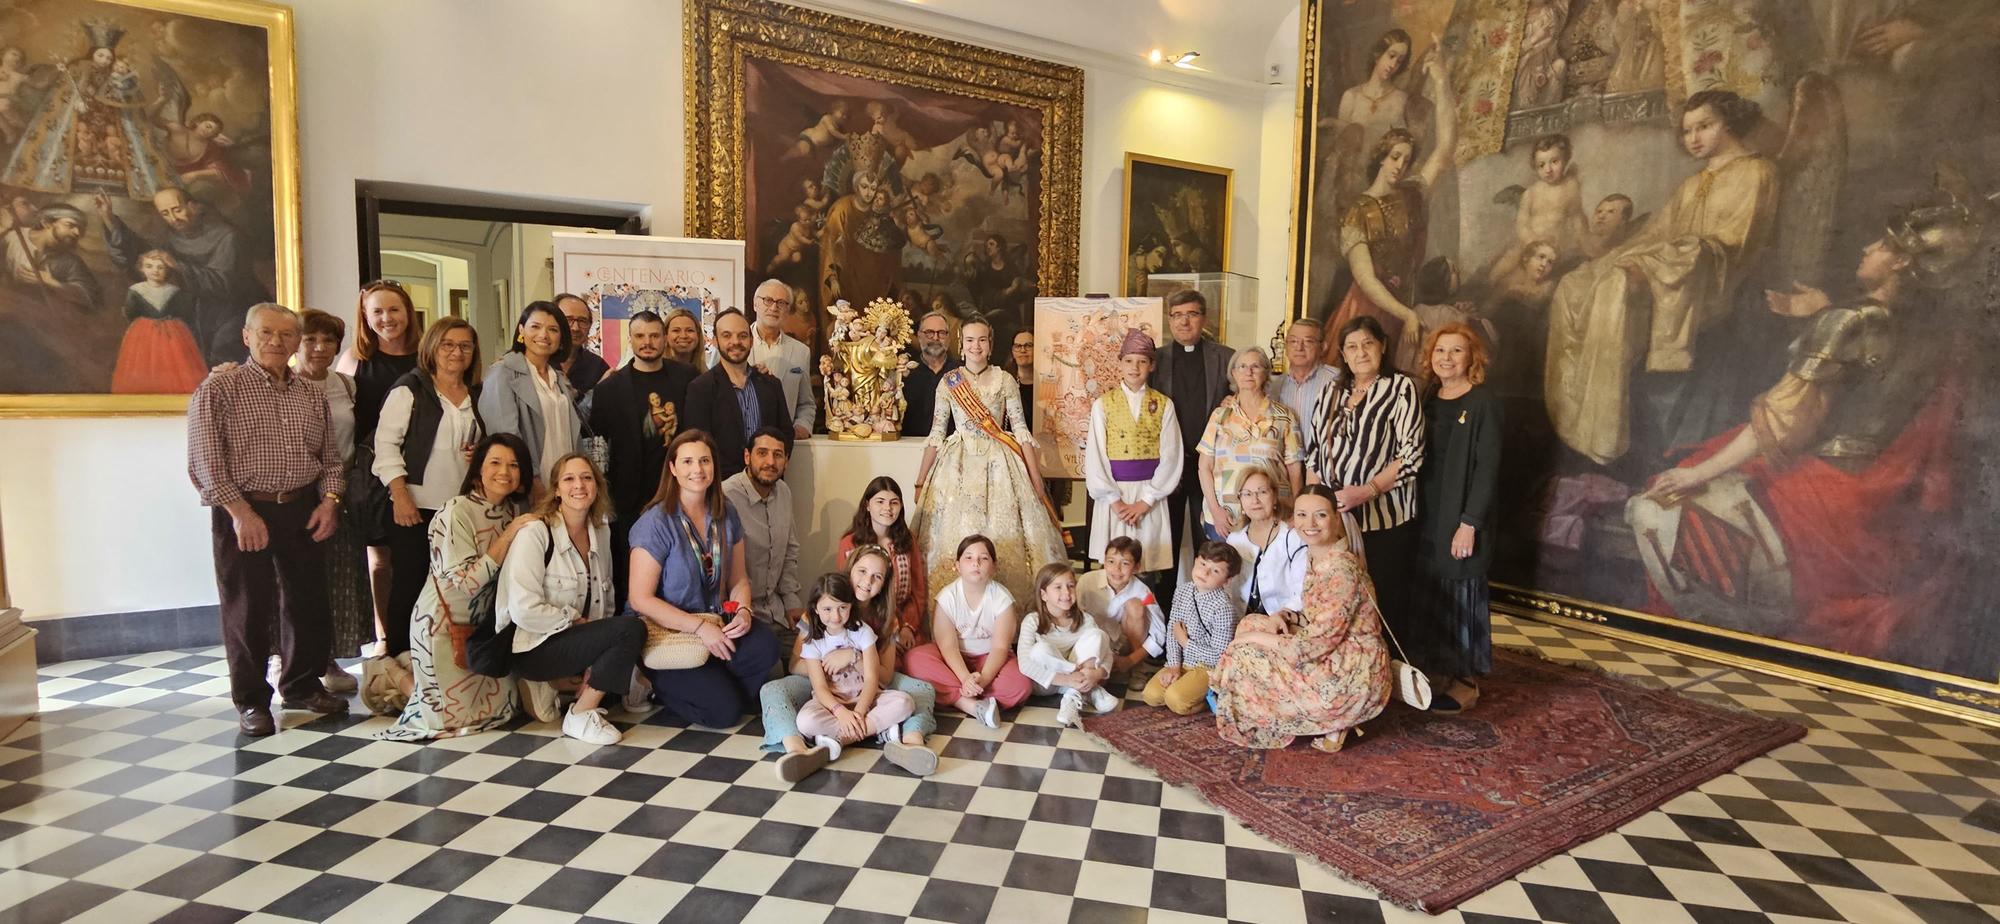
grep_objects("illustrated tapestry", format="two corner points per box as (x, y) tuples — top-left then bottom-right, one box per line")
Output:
(684, 0), (1082, 379)
(1294, 0), (2000, 715)
(0, 0), (296, 415)
(1031, 296), (1162, 479)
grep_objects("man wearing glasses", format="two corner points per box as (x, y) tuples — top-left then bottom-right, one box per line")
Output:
(554, 293), (610, 395)
(749, 279), (814, 439)
(900, 308), (961, 438)
(1149, 290), (1232, 586)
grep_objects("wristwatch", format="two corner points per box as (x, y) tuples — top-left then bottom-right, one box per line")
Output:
(323, 491), (343, 506)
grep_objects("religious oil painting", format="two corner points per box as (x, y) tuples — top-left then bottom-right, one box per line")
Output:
(684, 0), (1082, 376)
(0, 0), (297, 416)
(550, 233), (744, 371)
(1121, 153), (1231, 299)
(1031, 296), (1161, 479)
(1295, 0), (2000, 719)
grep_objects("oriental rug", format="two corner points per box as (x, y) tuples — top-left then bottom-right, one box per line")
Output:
(1083, 648), (1805, 913)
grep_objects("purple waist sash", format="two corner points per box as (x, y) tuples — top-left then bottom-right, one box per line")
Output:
(1109, 458), (1159, 481)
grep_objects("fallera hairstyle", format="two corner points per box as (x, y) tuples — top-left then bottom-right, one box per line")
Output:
(660, 307), (707, 371)
(1167, 289), (1207, 313)
(532, 452), (612, 525)
(1195, 541), (1244, 579)
(1368, 28), (1413, 81)
(647, 429), (728, 525)
(1531, 133), (1573, 164)
(457, 432), (534, 509)
(1681, 89), (1762, 140)
(1103, 535), (1144, 564)
(1227, 346), (1272, 395)
(956, 534), (997, 560)
(845, 476), (914, 555)
(801, 572), (859, 643)
(1235, 465), (1289, 521)
(1367, 128), (1420, 185)
(959, 315), (993, 339)
(1335, 315), (1400, 380)
(845, 544), (897, 639)
(417, 317), (482, 386)
(1422, 322), (1490, 387)
(298, 307), (345, 343)
(354, 279), (424, 359)
(1414, 256), (1457, 305)
(136, 248), (180, 280)
(1033, 562), (1086, 632)
(511, 300), (574, 364)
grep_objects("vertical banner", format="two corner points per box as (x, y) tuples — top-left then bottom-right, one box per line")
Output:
(1031, 296), (1163, 479)
(551, 233), (745, 368)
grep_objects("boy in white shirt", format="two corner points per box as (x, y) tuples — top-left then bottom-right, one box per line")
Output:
(1075, 536), (1166, 674)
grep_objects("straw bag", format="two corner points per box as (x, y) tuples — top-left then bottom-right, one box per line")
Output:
(643, 613), (724, 671)
(1375, 612), (1432, 710)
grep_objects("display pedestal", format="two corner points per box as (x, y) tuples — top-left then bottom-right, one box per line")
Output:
(0, 608), (35, 740)
(787, 436), (928, 574)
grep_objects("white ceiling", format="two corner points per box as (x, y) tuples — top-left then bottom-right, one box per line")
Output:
(805, 0), (1303, 89)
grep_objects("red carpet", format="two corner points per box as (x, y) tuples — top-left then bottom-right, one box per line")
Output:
(1083, 649), (1804, 913)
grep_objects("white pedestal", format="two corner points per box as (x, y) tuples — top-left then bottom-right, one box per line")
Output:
(786, 436), (928, 576)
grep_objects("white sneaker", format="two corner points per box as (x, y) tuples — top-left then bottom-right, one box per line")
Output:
(1088, 687), (1121, 714)
(518, 679), (560, 723)
(814, 735), (844, 762)
(561, 707), (621, 745)
(877, 727), (897, 746)
(976, 697), (1001, 729)
(1056, 690), (1083, 728)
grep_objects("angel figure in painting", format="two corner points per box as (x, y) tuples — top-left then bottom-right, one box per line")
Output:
(768, 204), (818, 274)
(1320, 38), (1458, 375)
(786, 99), (850, 160)
(1484, 134), (1588, 276)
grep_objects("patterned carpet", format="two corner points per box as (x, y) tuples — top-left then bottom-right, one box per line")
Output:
(1085, 648), (1805, 912)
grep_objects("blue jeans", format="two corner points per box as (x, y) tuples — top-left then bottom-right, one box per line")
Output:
(645, 620), (780, 728)
(760, 672), (936, 751)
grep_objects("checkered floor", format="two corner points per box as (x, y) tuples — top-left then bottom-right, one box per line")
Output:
(4, 614), (1999, 923)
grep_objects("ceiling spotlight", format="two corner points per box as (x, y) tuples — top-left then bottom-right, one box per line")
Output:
(1147, 48), (1164, 64)
(1172, 51), (1200, 69)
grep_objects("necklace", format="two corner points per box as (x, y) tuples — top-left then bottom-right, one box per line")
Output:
(1357, 84), (1395, 115)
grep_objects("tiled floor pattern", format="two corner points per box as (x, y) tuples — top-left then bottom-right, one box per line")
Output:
(3, 613), (1998, 923)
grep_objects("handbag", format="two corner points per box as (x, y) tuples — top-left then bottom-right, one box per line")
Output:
(346, 440), (391, 543)
(1374, 610), (1433, 711)
(642, 613), (722, 671)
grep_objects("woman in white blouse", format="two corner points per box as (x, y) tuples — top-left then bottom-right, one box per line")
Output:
(1224, 466), (1308, 621)
(371, 319), (483, 664)
(479, 301), (585, 497)
(499, 453), (645, 746)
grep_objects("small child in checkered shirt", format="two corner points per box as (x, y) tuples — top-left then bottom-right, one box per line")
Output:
(1142, 542), (1242, 714)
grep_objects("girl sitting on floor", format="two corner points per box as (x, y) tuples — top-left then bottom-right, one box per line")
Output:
(904, 534), (1034, 727)
(1018, 562), (1123, 728)
(796, 573), (916, 761)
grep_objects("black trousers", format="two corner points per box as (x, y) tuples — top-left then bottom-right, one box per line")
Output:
(1362, 519), (1420, 653)
(512, 617), (647, 697)
(212, 495), (332, 708)
(609, 514), (637, 617)
(382, 509), (438, 656)
(1164, 452), (1204, 587)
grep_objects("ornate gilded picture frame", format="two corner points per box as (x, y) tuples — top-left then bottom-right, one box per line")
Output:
(0, 0), (299, 418)
(1291, 0), (2000, 726)
(684, 0), (1082, 366)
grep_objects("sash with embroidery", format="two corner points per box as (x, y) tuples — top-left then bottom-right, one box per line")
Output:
(944, 368), (1060, 525)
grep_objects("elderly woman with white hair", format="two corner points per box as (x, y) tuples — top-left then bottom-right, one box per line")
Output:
(1195, 346), (1305, 541)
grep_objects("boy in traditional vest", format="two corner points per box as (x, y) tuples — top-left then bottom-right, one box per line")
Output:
(1083, 326), (1182, 583)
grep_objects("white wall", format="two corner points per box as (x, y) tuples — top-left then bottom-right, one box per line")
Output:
(0, 0), (1299, 624)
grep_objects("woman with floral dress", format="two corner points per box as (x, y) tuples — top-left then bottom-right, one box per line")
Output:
(1196, 347), (1305, 540)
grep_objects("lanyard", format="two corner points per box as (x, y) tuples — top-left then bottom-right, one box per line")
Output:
(676, 509), (723, 592)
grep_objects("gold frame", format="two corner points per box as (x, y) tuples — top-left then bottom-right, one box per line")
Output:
(1287, 0), (2000, 727)
(0, 0), (300, 418)
(1119, 152), (1233, 296)
(683, 0), (1081, 300)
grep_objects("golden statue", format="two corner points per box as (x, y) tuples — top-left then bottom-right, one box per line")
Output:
(820, 297), (917, 440)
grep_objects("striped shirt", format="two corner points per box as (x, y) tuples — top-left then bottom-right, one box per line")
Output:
(1165, 583), (1240, 668)
(187, 362), (345, 508)
(1307, 372), (1425, 531)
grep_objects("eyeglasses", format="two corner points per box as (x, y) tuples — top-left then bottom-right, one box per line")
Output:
(437, 341), (476, 354)
(753, 296), (788, 307)
(1169, 310), (1203, 321)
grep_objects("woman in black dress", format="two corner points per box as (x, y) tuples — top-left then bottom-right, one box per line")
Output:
(336, 279), (427, 656)
(1413, 322), (1500, 713)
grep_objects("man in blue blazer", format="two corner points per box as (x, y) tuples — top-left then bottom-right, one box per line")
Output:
(685, 309), (794, 481)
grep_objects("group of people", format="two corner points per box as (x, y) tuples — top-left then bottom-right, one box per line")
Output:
(186, 272), (1499, 776)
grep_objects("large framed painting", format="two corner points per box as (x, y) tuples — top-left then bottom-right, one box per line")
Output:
(1121, 153), (1230, 303)
(0, 0), (297, 417)
(684, 0), (1082, 373)
(1030, 296), (1162, 479)
(1293, 0), (2000, 724)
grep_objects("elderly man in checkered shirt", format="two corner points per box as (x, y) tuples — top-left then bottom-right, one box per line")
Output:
(187, 303), (351, 738)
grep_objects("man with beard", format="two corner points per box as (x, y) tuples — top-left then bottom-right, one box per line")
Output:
(900, 309), (961, 438)
(588, 309), (696, 611)
(685, 308), (793, 481)
(98, 187), (267, 365)
(721, 427), (805, 656)
(556, 293), (611, 394)
(4, 203), (98, 309)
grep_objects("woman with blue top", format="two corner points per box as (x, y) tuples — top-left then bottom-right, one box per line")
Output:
(626, 429), (780, 727)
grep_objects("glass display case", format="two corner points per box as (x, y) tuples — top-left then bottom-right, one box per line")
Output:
(1144, 271), (1259, 349)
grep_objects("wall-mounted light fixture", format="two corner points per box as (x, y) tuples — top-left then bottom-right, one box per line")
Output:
(1146, 49), (1200, 69)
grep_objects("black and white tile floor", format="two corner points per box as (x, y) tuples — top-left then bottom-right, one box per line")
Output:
(3, 614), (1998, 923)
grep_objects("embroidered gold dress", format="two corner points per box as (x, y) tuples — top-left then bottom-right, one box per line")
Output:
(913, 364), (1066, 605)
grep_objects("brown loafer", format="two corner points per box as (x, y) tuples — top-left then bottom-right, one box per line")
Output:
(239, 706), (275, 737)
(280, 690), (350, 715)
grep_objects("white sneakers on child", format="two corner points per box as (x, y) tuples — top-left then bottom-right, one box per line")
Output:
(975, 697), (1001, 729)
(561, 707), (621, 745)
(1057, 690), (1084, 728)
(518, 679), (560, 724)
(773, 744), (830, 783)
(1088, 686), (1121, 715)
(814, 735), (845, 762)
